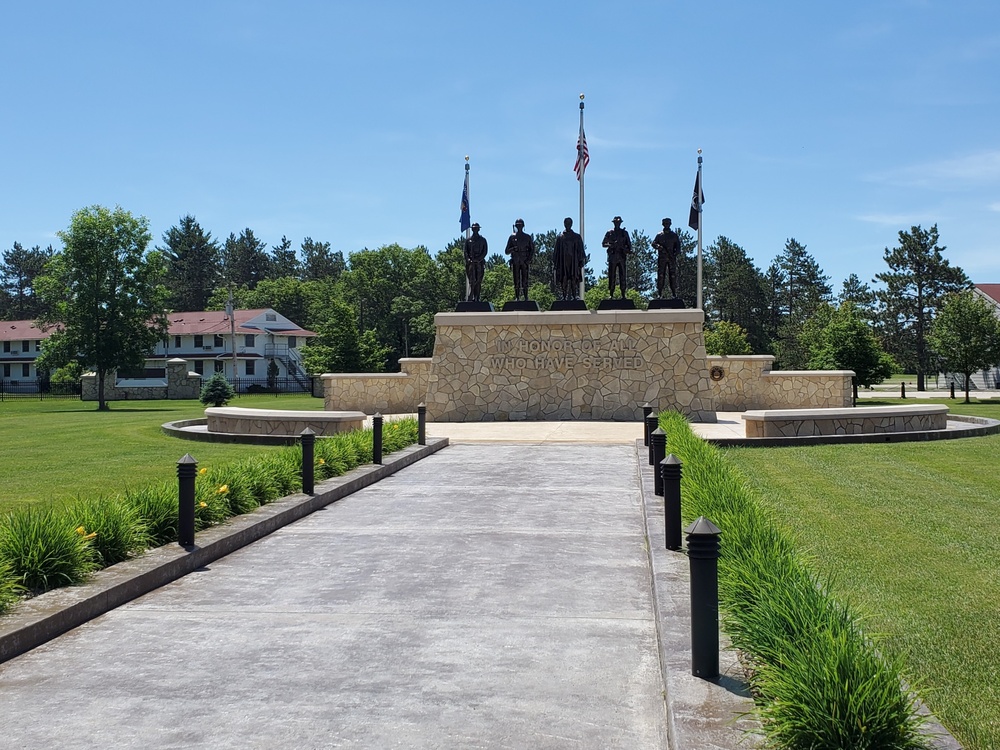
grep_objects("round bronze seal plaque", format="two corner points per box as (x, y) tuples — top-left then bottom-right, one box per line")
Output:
(709, 366), (725, 381)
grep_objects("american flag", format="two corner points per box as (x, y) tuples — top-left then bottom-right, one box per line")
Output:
(574, 130), (589, 181)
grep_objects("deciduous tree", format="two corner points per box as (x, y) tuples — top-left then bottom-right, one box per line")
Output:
(928, 291), (1000, 402)
(35, 205), (168, 410)
(806, 302), (895, 402)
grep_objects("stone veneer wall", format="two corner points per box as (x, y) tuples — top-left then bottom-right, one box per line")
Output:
(323, 357), (432, 414)
(82, 359), (202, 401)
(424, 310), (717, 422)
(744, 408), (948, 438)
(707, 355), (853, 410)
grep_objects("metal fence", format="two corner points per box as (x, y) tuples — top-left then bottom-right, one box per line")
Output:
(229, 376), (318, 396)
(0, 379), (82, 401)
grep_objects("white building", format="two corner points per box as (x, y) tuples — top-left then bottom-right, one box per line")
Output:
(149, 308), (316, 390)
(1, 308), (316, 394)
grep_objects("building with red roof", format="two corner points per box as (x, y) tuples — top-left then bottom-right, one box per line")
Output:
(1, 308), (315, 393)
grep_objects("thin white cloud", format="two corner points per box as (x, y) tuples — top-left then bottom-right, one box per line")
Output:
(989, 202), (1000, 212)
(870, 150), (1000, 189)
(856, 212), (935, 226)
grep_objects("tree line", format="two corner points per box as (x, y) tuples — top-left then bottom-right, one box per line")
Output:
(4, 208), (999, 399)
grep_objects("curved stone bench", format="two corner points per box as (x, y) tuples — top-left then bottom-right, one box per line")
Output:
(205, 407), (367, 437)
(741, 404), (949, 438)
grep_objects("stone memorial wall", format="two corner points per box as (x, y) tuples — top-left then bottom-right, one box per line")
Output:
(424, 310), (718, 422)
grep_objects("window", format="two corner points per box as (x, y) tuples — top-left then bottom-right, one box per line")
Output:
(2, 364), (9, 377)
(21, 340), (30, 352)
(214, 360), (225, 373)
(174, 335), (181, 349)
(35, 341), (41, 352)
(265, 313), (277, 322)
(194, 335), (204, 348)
(244, 334), (255, 347)
(193, 360), (204, 375)
(287, 336), (297, 348)
(22, 364), (30, 377)
(245, 360), (256, 375)
(214, 334), (224, 348)
(2, 341), (9, 353)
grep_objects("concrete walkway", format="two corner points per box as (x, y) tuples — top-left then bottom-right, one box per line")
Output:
(0, 435), (752, 749)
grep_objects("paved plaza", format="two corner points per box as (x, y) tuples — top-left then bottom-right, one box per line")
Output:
(0, 428), (751, 749)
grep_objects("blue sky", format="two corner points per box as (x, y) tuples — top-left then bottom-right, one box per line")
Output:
(3, 0), (998, 292)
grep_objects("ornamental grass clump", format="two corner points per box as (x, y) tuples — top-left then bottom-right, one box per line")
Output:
(122, 482), (177, 547)
(68, 496), (148, 567)
(0, 559), (23, 614)
(0, 506), (98, 593)
(658, 411), (929, 750)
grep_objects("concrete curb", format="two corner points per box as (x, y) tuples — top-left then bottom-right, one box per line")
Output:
(638, 439), (962, 749)
(634, 440), (758, 749)
(0, 437), (449, 665)
(706, 414), (1000, 448)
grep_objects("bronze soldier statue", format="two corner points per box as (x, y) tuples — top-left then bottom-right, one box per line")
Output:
(505, 218), (535, 301)
(602, 216), (631, 299)
(652, 217), (681, 299)
(553, 217), (585, 300)
(464, 223), (488, 302)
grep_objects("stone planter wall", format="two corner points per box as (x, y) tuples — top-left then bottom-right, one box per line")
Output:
(323, 358), (432, 414)
(82, 359), (202, 402)
(707, 355), (853, 410)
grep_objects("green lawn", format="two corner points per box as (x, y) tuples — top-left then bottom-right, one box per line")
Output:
(0, 395), (325, 515)
(724, 399), (1000, 749)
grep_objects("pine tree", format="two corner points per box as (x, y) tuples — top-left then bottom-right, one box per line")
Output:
(159, 215), (220, 311)
(300, 238), (346, 282)
(705, 237), (770, 353)
(223, 228), (271, 290)
(0, 242), (53, 320)
(875, 225), (969, 391)
(270, 236), (300, 279)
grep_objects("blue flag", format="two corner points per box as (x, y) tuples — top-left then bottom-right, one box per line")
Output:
(459, 172), (471, 232)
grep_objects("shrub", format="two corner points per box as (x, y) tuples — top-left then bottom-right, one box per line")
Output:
(68, 496), (148, 567)
(0, 506), (98, 593)
(658, 411), (929, 749)
(199, 372), (235, 407)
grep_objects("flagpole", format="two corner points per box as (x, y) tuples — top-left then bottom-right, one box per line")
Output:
(696, 150), (704, 311)
(578, 93), (586, 300)
(464, 156), (472, 300)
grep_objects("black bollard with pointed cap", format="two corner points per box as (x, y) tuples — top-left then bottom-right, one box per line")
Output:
(417, 402), (427, 445)
(642, 403), (653, 446)
(372, 413), (383, 465)
(687, 516), (722, 679)
(651, 428), (667, 495)
(645, 413), (659, 463)
(661, 455), (683, 550)
(300, 428), (316, 495)
(177, 453), (197, 548)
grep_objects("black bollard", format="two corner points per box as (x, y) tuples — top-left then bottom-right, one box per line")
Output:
(651, 428), (666, 495)
(645, 413), (659, 464)
(301, 428), (315, 495)
(687, 516), (722, 679)
(901, 381), (906, 399)
(661, 455), (683, 551)
(417, 402), (427, 445)
(177, 454), (197, 548)
(372, 413), (383, 465)
(950, 381), (956, 400)
(642, 403), (653, 446)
